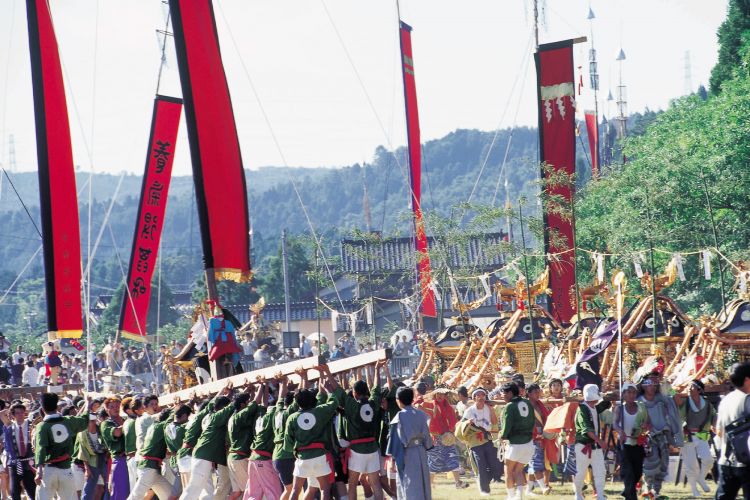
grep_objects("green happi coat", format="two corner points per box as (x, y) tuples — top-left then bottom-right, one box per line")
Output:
(138, 418), (171, 470)
(284, 387), (345, 460)
(177, 402), (212, 461)
(499, 397), (534, 445)
(341, 386), (382, 454)
(101, 419), (126, 457)
(379, 387), (398, 455)
(228, 402), (261, 461)
(35, 414), (89, 469)
(123, 417), (137, 455)
(193, 404), (234, 465)
(272, 398), (298, 460)
(250, 406), (275, 461)
(165, 421), (186, 469)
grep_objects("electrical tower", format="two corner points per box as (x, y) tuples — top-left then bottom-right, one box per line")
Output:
(8, 134), (16, 172)
(615, 49), (628, 140)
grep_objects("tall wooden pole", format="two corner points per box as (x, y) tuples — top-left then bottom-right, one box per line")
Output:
(644, 190), (658, 345)
(282, 229), (292, 336)
(518, 200), (538, 367)
(699, 168), (727, 314)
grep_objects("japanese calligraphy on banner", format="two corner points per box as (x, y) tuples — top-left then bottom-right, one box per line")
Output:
(26, 0), (83, 339)
(399, 21), (436, 317)
(119, 96), (182, 341)
(535, 40), (578, 323)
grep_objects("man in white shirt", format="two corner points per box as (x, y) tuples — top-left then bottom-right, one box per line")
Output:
(715, 362), (750, 499)
(135, 395), (159, 459)
(21, 361), (39, 387)
(11, 347), (27, 366)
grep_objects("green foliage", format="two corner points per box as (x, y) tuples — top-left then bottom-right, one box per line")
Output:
(257, 235), (316, 303)
(575, 79), (750, 314)
(710, 0), (750, 94)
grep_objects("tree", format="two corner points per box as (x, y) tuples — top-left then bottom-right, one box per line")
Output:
(710, 0), (750, 94)
(257, 236), (315, 303)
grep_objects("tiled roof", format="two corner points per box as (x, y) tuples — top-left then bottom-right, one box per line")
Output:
(340, 232), (507, 273)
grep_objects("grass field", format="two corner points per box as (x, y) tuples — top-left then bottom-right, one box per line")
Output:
(430, 474), (716, 499)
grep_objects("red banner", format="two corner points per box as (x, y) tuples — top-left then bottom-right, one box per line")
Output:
(535, 40), (577, 323)
(118, 96), (182, 342)
(170, 0), (252, 283)
(26, 0), (82, 339)
(584, 111), (599, 178)
(399, 21), (436, 317)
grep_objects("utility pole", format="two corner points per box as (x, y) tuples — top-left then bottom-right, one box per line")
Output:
(281, 229), (292, 336)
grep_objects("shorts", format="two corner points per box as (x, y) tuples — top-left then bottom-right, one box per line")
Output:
(273, 457), (295, 486)
(528, 441), (546, 473)
(506, 441), (534, 464)
(293, 454), (331, 480)
(177, 455), (192, 473)
(348, 450), (381, 474)
(72, 464), (85, 492)
(227, 457), (248, 492)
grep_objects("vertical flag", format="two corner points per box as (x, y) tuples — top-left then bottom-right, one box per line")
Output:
(399, 21), (437, 317)
(584, 110), (599, 178)
(118, 96), (182, 341)
(170, 0), (252, 283)
(536, 40), (578, 323)
(26, 0), (83, 339)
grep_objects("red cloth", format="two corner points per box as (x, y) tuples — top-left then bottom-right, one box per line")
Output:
(427, 398), (458, 436)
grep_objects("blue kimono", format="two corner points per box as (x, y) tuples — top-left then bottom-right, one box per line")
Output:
(386, 406), (433, 500)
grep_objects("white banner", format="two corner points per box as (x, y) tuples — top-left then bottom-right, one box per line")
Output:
(702, 249), (712, 280)
(595, 252), (605, 283)
(633, 253), (644, 278)
(349, 312), (358, 337)
(331, 310), (339, 333)
(429, 279), (442, 301)
(480, 273), (492, 296)
(365, 301), (373, 325)
(673, 253), (686, 282)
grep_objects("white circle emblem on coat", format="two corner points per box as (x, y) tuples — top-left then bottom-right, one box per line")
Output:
(256, 416), (265, 433)
(360, 404), (374, 423)
(274, 411), (284, 430)
(51, 423), (69, 443)
(297, 412), (316, 431)
(517, 401), (530, 418)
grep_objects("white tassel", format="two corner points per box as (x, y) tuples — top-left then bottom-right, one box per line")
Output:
(365, 301), (373, 325)
(480, 274), (492, 297)
(349, 313), (357, 337)
(741, 272), (749, 295)
(702, 250), (712, 280)
(400, 298), (415, 319)
(449, 273), (460, 304)
(595, 252), (605, 283)
(429, 279), (442, 301)
(633, 255), (643, 278)
(331, 310), (339, 333)
(673, 253), (686, 282)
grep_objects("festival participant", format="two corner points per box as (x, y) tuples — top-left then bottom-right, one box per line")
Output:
(637, 375), (683, 498)
(674, 379), (715, 496)
(122, 397), (141, 491)
(284, 365), (344, 500)
(377, 368), (399, 499)
(34, 392), (92, 500)
(341, 360), (388, 500)
(613, 382), (650, 500)
(177, 397), (211, 489)
(386, 386), (432, 500)
(128, 407), (185, 500)
(246, 380), (283, 500)
(512, 374), (527, 397)
(227, 383), (263, 500)
(454, 386), (472, 418)
(715, 362), (750, 499)
(0, 403), (35, 500)
(135, 395), (159, 455)
(164, 401), (190, 500)
(525, 383), (552, 496)
(456, 387), (502, 496)
(76, 409), (109, 500)
(274, 372), (305, 500)
(180, 381), (235, 499)
(101, 397), (130, 500)
(498, 382), (534, 500)
(573, 384), (607, 500)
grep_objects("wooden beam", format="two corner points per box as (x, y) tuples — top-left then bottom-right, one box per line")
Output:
(0, 383), (84, 402)
(158, 349), (391, 405)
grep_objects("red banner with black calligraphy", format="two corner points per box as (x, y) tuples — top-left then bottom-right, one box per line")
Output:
(535, 40), (578, 323)
(118, 96), (182, 341)
(169, 0), (252, 283)
(26, 0), (83, 339)
(399, 21), (436, 317)
(584, 111), (599, 178)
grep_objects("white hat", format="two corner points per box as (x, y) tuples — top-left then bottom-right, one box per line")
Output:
(621, 382), (637, 394)
(583, 384), (602, 402)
